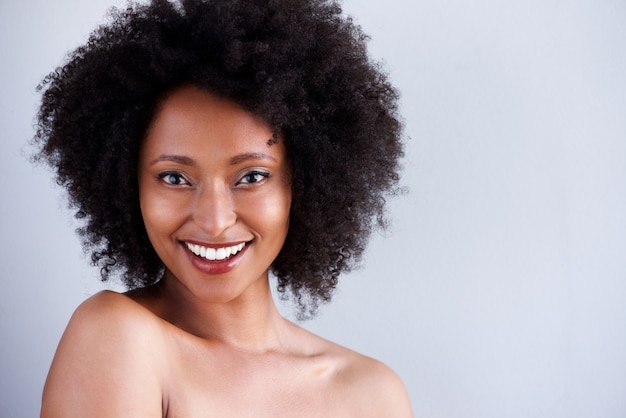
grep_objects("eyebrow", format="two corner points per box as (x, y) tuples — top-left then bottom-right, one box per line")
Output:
(229, 152), (277, 165)
(149, 155), (195, 166)
(149, 152), (276, 166)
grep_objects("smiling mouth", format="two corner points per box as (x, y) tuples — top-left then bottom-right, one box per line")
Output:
(184, 242), (247, 261)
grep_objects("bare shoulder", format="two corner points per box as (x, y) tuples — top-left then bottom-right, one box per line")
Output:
(338, 347), (413, 417)
(55, 290), (166, 347)
(296, 327), (413, 417)
(41, 291), (166, 417)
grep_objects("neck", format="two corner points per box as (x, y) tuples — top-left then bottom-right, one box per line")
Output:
(153, 273), (288, 353)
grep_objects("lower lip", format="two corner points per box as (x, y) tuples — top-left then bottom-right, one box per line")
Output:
(183, 243), (249, 275)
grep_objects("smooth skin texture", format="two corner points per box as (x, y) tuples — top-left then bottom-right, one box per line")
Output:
(41, 86), (413, 417)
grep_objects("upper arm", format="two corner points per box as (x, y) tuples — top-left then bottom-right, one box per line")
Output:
(374, 365), (414, 418)
(41, 291), (166, 418)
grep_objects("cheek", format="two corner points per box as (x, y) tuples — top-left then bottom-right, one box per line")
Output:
(139, 185), (187, 243)
(243, 186), (292, 234)
(269, 184), (292, 227)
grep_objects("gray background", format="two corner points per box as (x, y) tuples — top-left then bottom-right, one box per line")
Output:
(2, 0), (626, 417)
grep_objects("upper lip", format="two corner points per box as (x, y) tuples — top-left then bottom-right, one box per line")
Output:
(181, 239), (251, 248)
(183, 240), (249, 261)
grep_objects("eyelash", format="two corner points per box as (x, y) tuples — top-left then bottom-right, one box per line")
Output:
(158, 171), (189, 186)
(156, 170), (269, 186)
(238, 171), (270, 185)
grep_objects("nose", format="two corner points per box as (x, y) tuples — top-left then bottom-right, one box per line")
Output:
(192, 183), (237, 237)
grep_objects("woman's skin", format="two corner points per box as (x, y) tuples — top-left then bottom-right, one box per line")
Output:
(41, 86), (413, 417)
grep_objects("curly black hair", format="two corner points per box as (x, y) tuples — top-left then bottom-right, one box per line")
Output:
(34, 0), (403, 316)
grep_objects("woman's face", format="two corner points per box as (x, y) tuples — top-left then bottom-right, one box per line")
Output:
(137, 86), (292, 303)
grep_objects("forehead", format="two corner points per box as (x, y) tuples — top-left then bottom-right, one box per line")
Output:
(141, 86), (282, 159)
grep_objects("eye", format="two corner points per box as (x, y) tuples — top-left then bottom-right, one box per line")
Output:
(158, 171), (189, 186)
(238, 170), (269, 185)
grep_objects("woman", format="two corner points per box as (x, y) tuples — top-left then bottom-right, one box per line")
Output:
(35, 0), (412, 416)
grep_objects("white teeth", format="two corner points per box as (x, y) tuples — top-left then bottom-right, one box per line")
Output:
(185, 242), (246, 261)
